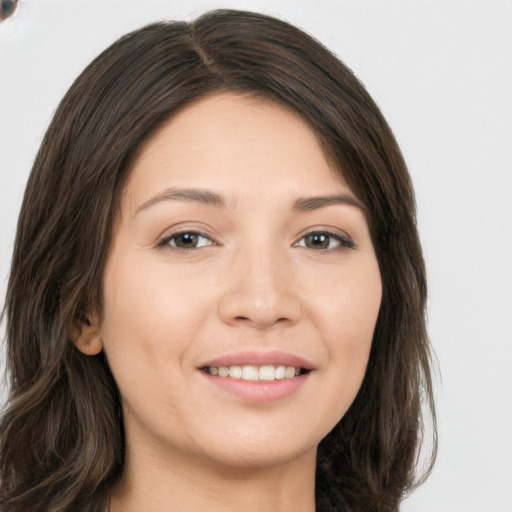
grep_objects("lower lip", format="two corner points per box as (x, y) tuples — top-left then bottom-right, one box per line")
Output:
(200, 371), (309, 403)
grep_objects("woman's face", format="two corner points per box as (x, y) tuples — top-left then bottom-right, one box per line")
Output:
(94, 92), (381, 470)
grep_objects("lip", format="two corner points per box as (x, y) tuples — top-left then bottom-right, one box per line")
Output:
(199, 371), (310, 403)
(200, 350), (315, 371)
(198, 350), (314, 403)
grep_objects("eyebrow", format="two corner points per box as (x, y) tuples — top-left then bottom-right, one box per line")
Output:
(292, 194), (365, 212)
(134, 187), (365, 216)
(135, 188), (226, 215)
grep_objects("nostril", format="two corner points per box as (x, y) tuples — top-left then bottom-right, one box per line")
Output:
(234, 315), (290, 327)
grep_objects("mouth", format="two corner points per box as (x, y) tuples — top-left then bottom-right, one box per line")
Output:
(198, 351), (314, 403)
(201, 364), (309, 381)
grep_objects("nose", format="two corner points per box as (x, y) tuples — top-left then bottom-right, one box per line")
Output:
(217, 244), (301, 330)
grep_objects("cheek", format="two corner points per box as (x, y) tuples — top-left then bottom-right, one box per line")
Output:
(314, 256), (382, 346)
(312, 258), (381, 411)
(98, 251), (210, 389)
(97, 252), (218, 444)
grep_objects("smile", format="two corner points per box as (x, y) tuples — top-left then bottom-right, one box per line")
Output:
(202, 365), (305, 381)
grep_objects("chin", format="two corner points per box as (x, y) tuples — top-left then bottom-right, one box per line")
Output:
(195, 426), (320, 471)
(210, 445), (316, 471)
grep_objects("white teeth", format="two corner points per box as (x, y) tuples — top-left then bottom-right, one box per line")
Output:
(205, 364), (303, 380)
(258, 365), (275, 381)
(285, 366), (296, 379)
(218, 366), (229, 377)
(241, 365), (259, 381)
(229, 365), (242, 378)
(275, 365), (286, 379)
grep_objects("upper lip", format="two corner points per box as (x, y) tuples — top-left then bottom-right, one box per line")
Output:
(200, 350), (315, 371)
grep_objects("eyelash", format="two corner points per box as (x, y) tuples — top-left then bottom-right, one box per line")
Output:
(158, 231), (217, 251)
(295, 231), (356, 251)
(158, 230), (357, 252)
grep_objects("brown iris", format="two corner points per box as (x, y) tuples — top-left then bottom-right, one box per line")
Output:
(304, 233), (332, 249)
(173, 232), (200, 248)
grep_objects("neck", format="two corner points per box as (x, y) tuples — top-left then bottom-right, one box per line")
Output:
(110, 440), (317, 512)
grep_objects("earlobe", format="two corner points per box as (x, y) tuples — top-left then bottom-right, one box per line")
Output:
(70, 313), (103, 356)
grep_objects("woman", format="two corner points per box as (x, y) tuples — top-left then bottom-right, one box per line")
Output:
(0, 9), (436, 512)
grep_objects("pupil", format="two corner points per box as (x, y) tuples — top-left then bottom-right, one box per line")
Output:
(307, 233), (329, 249)
(177, 233), (198, 248)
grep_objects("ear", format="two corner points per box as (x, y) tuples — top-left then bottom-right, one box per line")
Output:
(70, 312), (103, 356)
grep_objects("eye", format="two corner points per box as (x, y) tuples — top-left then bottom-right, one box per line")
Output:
(296, 231), (356, 250)
(160, 231), (214, 250)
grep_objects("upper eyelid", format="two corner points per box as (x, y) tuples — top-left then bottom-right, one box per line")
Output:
(160, 230), (216, 246)
(158, 226), (218, 243)
(294, 226), (354, 243)
(294, 231), (356, 249)
(165, 229), (213, 238)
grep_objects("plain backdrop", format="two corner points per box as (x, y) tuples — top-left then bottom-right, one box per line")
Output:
(1, 1), (511, 511)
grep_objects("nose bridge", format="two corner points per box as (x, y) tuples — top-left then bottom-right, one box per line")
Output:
(217, 236), (301, 329)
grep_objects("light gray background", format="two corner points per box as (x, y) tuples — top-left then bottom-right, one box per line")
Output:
(1, 1), (511, 510)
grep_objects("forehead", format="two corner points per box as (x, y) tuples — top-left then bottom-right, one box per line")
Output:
(122, 92), (350, 212)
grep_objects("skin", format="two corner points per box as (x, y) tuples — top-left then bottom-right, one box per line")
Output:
(75, 92), (382, 512)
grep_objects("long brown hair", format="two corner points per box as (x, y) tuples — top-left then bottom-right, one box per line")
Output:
(0, 9), (436, 512)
